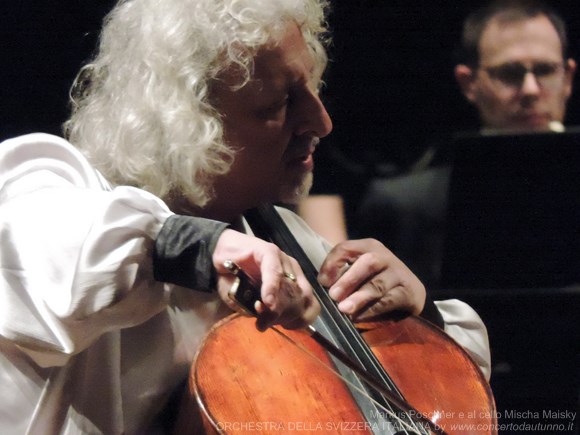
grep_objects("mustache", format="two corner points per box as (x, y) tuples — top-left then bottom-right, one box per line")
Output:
(289, 136), (320, 150)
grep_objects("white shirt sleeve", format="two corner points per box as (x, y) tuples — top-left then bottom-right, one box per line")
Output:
(436, 299), (492, 380)
(0, 133), (173, 367)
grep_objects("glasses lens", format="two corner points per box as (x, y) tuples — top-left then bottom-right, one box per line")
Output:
(485, 62), (563, 89)
(532, 63), (560, 77)
(491, 64), (527, 86)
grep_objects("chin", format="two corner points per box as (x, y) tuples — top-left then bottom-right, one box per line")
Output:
(278, 172), (313, 205)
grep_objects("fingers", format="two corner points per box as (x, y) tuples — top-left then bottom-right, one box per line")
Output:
(259, 256), (320, 330)
(318, 239), (426, 319)
(255, 261), (318, 331)
(258, 253), (299, 311)
(213, 231), (425, 329)
(338, 284), (417, 321)
(213, 229), (320, 331)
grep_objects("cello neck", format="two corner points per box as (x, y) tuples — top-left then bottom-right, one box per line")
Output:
(244, 204), (397, 373)
(243, 204), (433, 434)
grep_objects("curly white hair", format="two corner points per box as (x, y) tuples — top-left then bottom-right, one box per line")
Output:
(65, 0), (330, 207)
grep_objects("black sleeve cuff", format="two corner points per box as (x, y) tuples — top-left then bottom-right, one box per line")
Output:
(153, 215), (229, 292)
(419, 294), (445, 329)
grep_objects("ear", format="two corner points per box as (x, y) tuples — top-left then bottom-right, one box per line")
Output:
(454, 64), (478, 103)
(564, 58), (577, 99)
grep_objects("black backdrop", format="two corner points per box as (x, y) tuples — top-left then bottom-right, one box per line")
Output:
(314, 1), (580, 226)
(2, 1), (579, 163)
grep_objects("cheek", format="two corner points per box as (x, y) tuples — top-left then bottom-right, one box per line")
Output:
(224, 117), (291, 172)
(553, 88), (570, 108)
(229, 137), (286, 183)
(478, 88), (511, 112)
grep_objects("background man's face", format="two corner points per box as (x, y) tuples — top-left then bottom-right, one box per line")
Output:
(458, 15), (575, 132)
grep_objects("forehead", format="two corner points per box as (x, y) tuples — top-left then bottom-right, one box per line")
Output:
(248, 23), (315, 101)
(215, 23), (313, 97)
(479, 15), (563, 65)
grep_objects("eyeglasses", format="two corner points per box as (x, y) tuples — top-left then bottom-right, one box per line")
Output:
(481, 62), (565, 91)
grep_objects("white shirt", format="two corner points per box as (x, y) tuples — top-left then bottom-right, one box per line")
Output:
(0, 133), (491, 434)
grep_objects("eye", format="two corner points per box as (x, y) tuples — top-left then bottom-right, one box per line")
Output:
(256, 96), (289, 119)
(533, 63), (560, 77)
(493, 64), (527, 85)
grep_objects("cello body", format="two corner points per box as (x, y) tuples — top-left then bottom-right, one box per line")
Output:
(175, 313), (497, 434)
(175, 205), (497, 434)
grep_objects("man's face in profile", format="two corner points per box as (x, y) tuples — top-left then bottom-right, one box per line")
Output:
(206, 22), (332, 221)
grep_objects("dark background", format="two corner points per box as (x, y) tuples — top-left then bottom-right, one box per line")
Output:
(1, 1), (578, 432)
(325, 1), (580, 161)
(314, 1), (580, 227)
(2, 1), (580, 163)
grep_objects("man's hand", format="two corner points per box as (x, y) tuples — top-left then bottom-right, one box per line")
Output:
(213, 229), (319, 331)
(318, 238), (426, 321)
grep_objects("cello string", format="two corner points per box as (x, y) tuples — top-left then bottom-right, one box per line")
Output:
(269, 326), (425, 435)
(315, 283), (406, 396)
(248, 207), (411, 424)
(306, 303), (420, 434)
(243, 206), (426, 434)
(305, 326), (447, 435)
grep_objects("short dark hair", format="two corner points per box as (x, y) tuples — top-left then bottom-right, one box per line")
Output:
(457, 0), (568, 67)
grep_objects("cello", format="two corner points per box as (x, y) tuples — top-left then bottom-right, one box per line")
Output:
(176, 204), (497, 434)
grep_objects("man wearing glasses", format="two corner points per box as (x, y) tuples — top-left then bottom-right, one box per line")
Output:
(454, 0), (576, 133)
(356, 0), (576, 289)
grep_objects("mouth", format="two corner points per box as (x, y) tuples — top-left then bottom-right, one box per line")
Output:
(515, 112), (550, 127)
(285, 138), (319, 170)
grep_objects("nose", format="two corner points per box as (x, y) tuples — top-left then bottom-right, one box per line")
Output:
(520, 71), (541, 96)
(294, 89), (333, 139)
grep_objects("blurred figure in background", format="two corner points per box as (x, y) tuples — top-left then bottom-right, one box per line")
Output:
(356, 0), (576, 288)
(297, 194), (348, 244)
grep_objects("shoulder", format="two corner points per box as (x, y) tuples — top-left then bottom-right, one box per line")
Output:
(2, 133), (81, 158)
(0, 133), (109, 190)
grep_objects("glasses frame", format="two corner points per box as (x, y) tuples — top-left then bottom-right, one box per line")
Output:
(479, 61), (567, 92)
